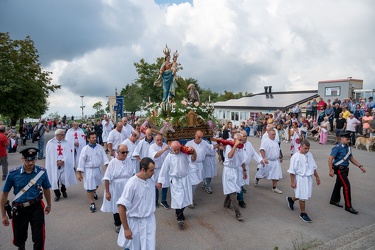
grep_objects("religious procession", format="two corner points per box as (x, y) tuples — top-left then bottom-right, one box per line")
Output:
(1, 45), (374, 250)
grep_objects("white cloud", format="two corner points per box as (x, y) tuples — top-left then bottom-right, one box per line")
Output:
(1, 0), (374, 117)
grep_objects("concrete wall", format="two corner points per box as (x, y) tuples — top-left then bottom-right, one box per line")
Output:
(318, 80), (363, 100)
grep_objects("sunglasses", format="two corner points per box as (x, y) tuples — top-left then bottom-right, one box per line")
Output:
(132, 133), (137, 137)
(120, 151), (129, 154)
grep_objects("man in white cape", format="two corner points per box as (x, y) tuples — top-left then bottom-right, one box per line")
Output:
(121, 131), (139, 174)
(45, 129), (76, 202)
(65, 122), (86, 167)
(107, 122), (124, 159)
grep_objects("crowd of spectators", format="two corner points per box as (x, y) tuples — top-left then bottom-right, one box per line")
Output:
(221, 96), (375, 148)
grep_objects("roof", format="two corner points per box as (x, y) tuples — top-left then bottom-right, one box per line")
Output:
(318, 79), (363, 83)
(214, 90), (319, 110)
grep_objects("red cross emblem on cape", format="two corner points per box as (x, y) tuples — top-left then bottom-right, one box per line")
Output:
(74, 132), (78, 139)
(57, 145), (63, 155)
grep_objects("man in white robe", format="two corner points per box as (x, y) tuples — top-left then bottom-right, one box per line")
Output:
(121, 131), (139, 174)
(107, 122), (123, 159)
(222, 133), (246, 221)
(255, 130), (283, 194)
(77, 132), (109, 213)
(65, 122), (86, 167)
(286, 140), (321, 223)
(185, 130), (218, 207)
(45, 129), (76, 202)
(121, 117), (134, 141)
(117, 157), (156, 250)
(148, 133), (171, 209)
(133, 128), (154, 176)
(237, 131), (263, 208)
(102, 114), (114, 152)
(156, 141), (196, 228)
(101, 144), (133, 233)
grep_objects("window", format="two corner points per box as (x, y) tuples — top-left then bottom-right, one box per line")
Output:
(325, 87), (340, 96)
(231, 112), (239, 121)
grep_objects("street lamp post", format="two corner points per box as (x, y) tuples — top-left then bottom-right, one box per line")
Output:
(80, 95), (85, 120)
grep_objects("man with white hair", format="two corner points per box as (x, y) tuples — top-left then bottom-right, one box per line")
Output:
(107, 122), (124, 159)
(45, 129), (76, 202)
(121, 131), (140, 174)
(133, 128), (154, 176)
(156, 141), (196, 228)
(222, 133), (246, 221)
(65, 122), (86, 167)
(102, 114), (114, 152)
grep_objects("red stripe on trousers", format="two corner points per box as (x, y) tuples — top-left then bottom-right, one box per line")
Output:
(337, 169), (351, 208)
(41, 200), (46, 250)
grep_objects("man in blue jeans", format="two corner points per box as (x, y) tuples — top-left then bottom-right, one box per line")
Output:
(35, 119), (49, 159)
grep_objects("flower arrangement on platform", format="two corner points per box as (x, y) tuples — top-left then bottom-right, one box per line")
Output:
(141, 98), (216, 129)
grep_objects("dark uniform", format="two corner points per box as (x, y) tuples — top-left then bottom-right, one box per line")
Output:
(1, 147), (51, 250)
(329, 132), (365, 214)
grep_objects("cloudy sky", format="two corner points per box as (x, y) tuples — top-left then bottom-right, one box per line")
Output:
(1, 0), (375, 118)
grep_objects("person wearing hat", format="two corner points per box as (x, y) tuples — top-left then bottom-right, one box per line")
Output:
(1, 147), (52, 249)
(328, 132), (366, 214)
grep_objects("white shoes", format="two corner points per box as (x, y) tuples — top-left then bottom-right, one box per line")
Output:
(272, 187), (282, 194)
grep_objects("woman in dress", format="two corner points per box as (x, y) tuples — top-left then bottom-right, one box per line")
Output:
(319, 117), (330, 144)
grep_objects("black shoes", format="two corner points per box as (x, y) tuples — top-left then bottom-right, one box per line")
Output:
(93, 192), (98, 200)
(330, 201), (343, 208)
(160, 201), (170, 210)
(54, 196), (60, 202)
(238, 200), (247, 208)
(286, 197), (294, 210)
(345, 207), (358, 214)
(62, 192), (68, 198)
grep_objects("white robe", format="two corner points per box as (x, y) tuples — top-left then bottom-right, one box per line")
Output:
(132, 137), (154, 174)
(202, 144), (217, 179)
(65, 128), (86, 166)
(148, 142), (170, 188)
(101, 157), (133, 213)
(77, 144), (109, 190)
(241, 141), (263, 185)
(158, 152), (192, 209)
(288, 152), (317, 200)
(117, 175), (156, 250)
(222, 145), (244, 195)
(255, 137), (282, 180)
(107, 129), (123, 158)
(102, 120), (114, 143)
(185, 140), (213, 185)
(121, 138), (138, 174)
(121, 124), (134, 141)
(45, 138), (77, 190)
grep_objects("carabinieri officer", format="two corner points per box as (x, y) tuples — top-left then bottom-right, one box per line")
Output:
(328, 132), (366, 214)
(1, 147), (52, 250)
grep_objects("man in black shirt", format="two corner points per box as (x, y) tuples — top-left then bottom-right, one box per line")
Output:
(334, 113), (346, 144)
(94, 119), (103, 145)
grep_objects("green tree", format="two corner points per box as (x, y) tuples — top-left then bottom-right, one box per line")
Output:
(120, 83), (143, 113)
(0, 32), (60, 126)
(93, 101), (102, 112)
(48, 111), (61, 121)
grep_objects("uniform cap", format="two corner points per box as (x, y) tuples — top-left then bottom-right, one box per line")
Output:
(339, 131), (351, 139)
(19, 147), (39, 160)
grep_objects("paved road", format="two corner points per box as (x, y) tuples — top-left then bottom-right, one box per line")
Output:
(1, 133), (374, 249)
